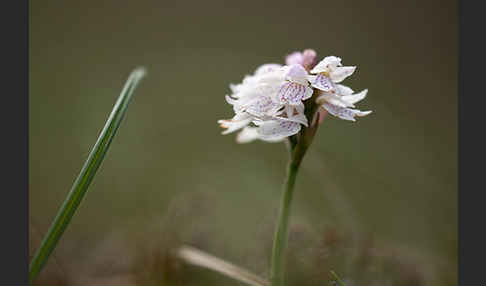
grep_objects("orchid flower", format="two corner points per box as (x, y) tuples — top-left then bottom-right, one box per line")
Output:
(218, 50), (372, 143)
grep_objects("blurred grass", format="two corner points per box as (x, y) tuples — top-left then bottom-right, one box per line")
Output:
(29, 0), (457, 285)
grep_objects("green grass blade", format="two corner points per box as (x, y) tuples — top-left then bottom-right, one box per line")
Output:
(330, 270), (346, 286)
(29, 67), (147, 284)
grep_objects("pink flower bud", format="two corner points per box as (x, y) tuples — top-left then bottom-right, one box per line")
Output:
(285, 49), (317, 72)
(302, 49), (317, 71)
(285, 51), (304, 66)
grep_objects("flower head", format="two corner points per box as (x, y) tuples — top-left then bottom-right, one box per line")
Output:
(218, 50), (372, 143)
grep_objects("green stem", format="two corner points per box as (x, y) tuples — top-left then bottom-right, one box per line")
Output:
(270, 137), (312, 286)
(29, 67), (146, 284)
(270, 158), (299, 286)
(270, 90), (321, 286)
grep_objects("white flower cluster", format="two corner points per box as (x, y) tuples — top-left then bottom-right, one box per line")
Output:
(218, 50), (371, 143)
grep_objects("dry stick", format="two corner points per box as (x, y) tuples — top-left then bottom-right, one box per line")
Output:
(177, 245), (270, 286)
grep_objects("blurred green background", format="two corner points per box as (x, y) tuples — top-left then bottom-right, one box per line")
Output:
(30, 0), (457, 285)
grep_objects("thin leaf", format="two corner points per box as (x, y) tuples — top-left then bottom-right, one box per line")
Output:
(29, 67), (147, 284)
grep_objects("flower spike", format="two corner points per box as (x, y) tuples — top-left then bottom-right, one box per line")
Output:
(219, 50), (371, 143)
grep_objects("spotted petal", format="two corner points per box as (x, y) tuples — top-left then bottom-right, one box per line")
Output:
(315, 84), (359, 107)
(257, 120), (301, 141)
(226, 95), (255, 114)
(336, 84), (354, 96)
(310, 73), (336, 92)
(244, 95), (283, 118)
(321, 103), (372, 121)
(277, 82), (313, 105)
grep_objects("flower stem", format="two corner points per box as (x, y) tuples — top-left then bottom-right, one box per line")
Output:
(29, 67), (146, 284)
(270, 158), (299, 286)
(270, 91), (321, 286)
(270, 137), (311, 286)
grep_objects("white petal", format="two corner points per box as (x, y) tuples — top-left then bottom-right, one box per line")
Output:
(257, 120), (301, 140)
(229, 65), (284, 99)
(285, 64), (309, 85)
(341, 89), (368, 105)
(218, 114), (253, 134)
(229, 80), (260, 99)
(260, 136), (286, 143)
(275, 105), (308, 127)
(310, 62), (327, 74)
(321, 103), (372, 121)
(256, 67), (287, 84)
(329, 66), (356, 83)
(302, 86), (314, 101)
(310, 73), (336, 92)
(258, 82), (283, 103)
(316, 93), (355, 108)
(251, 119), (265, 126)
(290, 113), (309, 127)
(355, 110), (372, 117)
(236, 127), (259, 143)
(306, 74), (317, 83)
(227, 95), (254, 114)
(277, 82), (313, 105)
(323, 56), (342, 68)
(244, 95), (283, 118)
(294, 101), (305, 114)
(225, 95), (237, 105)
(229, 83), (240, 94)
(254, 63), (283, 75)
(310, 56), (342, 74)
(336, 84), (354, 96)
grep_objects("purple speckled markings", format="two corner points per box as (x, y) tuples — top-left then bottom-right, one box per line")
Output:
(257, 120), (301, 140)
(311, 73), (335, 92)
(321, 102), (370, 121)
(245, 95), (281, 117)
(278, 82), (313, 105)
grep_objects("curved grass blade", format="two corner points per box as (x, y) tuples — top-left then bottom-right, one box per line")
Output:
(29, 67), (147, 284)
